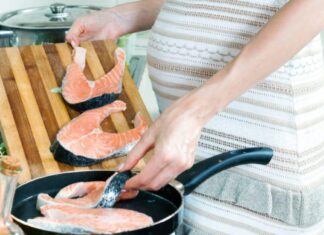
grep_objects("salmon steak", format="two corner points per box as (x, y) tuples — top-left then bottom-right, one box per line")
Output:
(61, 45), (126, 111)
(28, 205), (153, 234)
(55, 181), (106, 199)
(37, 172), (131, 209)
(50, 100), (148, 166)
(55, 179), (135, 201)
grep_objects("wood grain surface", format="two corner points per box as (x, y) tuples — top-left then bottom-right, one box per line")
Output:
(0, 40), (151, 184)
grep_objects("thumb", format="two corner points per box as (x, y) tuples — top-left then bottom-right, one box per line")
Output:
(119, 130), (155, 172)
(66, 20), (85, 46)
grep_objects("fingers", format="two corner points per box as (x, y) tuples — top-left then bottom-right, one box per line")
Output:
(66, 35), (80, 47)
(137, 166), (176, 191)
(124, 161), (182, 191)
(124, 152), (168, 190)
(71, 41), (77, 48)
(119, 129), (155, 172)
(125, 150), (195, 191)
(118, 189), (139, 200)
(66, 20), (85, 46)
(150, 166), (182, 191)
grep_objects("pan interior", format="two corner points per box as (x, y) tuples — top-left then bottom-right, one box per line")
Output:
(12, 171), (181, 225)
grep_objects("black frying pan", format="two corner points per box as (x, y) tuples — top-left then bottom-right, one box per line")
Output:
(12, 147), (273, 235)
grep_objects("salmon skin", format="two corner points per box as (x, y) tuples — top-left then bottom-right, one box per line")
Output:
(67, 93), (120, 113)
(61, 45), (126, 112)
(50, 100), (148, 166)
(37, 172), (131, 209)
(28, 205), (153, 234)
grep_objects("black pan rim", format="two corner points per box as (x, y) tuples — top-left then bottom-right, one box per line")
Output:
(12, 169), (184, 234)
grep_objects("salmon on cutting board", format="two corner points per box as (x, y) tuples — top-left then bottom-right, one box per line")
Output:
(50, 100), (148, 166)
(0, 40), (151, 183)
(62, 46), (126, 111)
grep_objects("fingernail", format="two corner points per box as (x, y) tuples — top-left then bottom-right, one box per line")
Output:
(117, 163), (125, 171)
(71, 40), (76, 48)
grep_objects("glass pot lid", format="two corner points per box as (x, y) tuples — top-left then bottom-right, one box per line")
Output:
(0, 3), (102, 30)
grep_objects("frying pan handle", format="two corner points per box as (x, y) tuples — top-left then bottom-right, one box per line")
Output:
(175, 147), (273, 195)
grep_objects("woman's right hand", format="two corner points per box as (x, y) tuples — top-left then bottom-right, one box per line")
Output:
(66, 8), (126, 46)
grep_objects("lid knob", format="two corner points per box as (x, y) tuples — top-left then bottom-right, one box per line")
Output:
(50, 3), (66, 14)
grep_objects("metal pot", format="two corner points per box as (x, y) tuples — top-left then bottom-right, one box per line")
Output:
(0, 3), (102, 47)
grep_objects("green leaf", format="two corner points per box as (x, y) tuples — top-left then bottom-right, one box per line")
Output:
(117, 34), (131, 48)
(0, 142), (7, 156)
(51, 87), (62, 93)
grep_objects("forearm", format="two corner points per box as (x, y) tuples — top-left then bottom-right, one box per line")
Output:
(187, 0), (324, 125)
(111, 0), (165, 36)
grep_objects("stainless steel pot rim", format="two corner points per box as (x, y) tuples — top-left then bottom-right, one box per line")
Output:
(0, 5), (103, 30)
(12, 170), (184, 234)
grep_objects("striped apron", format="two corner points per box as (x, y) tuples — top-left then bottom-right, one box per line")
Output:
(147, 0), (324, 234)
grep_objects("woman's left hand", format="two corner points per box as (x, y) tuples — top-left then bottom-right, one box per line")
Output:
(119, 93), (204, 191)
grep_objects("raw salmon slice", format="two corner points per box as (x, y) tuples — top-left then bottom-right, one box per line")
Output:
(27, 217), (93, 234)
(37, 172), (131, 209)
(40, 205), (153, 226)
(50, 100), (148, 166)
(55, 180), (137, 201)
(55, 181), (105, 199)
(61, 45), (126, 111)
(28, 205), (153, 234)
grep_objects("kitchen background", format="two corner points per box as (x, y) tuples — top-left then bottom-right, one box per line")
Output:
(0, 0), (127, 11)
(0, 0), (160, 122)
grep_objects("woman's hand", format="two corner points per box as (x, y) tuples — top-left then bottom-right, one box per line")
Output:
(122, 0), (324, 193)
(66, 0), (165, 46)
(120, 93), (205, 191)
(66, 9), (125, 46)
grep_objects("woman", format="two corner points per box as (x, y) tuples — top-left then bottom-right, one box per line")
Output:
(67, 0), (324, 234)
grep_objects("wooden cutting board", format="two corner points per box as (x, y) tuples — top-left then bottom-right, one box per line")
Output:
(0, 40), (152, 184)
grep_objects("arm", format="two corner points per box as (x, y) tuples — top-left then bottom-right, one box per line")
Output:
(188, 0), (324, 125)
(110, 0), (165, 36)
(121, 0), (324, 190)
(66, 0), (165, 45)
